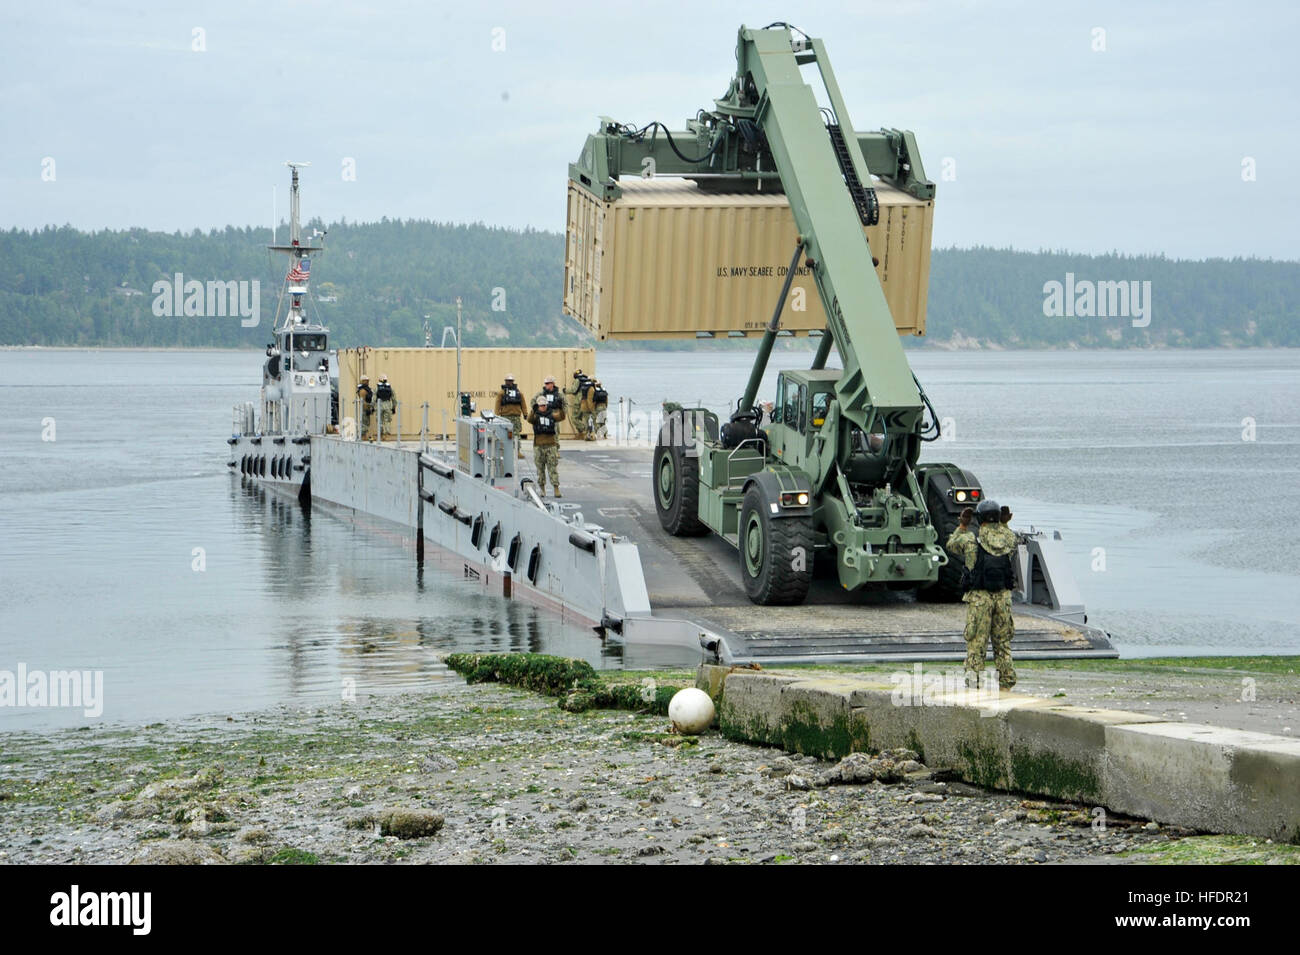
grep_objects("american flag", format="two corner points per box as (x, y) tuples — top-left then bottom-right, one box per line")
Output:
(287, 257), (311, 283)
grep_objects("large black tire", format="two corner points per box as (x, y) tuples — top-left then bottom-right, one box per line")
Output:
(918, 483), (967, 602)
(653, 439), (707, 536)
(739, 483), (813, 605)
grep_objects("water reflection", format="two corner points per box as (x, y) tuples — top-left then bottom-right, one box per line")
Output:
(226, 474), (621, 720)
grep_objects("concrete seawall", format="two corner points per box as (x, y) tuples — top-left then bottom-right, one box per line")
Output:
(697, 665), (1300, 842)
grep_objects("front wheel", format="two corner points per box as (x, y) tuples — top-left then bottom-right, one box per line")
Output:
(739, 483), (813, 605)
(653, 436), (706, 536)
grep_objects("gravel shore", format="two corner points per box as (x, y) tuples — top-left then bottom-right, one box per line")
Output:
(0, 677), (1233, 865)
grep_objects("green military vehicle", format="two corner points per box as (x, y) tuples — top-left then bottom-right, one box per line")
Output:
(575, 23), (990, 605)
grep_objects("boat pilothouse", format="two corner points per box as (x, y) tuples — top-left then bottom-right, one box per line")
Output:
(227, 162), (335, 503)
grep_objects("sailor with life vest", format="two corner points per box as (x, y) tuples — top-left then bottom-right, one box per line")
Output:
(374, 375), (396, 440)
(566, 369), (594, 437)
(527, 376), (566, 498)
(579, 378), (609, 441)
(945, 498), (1018, 690)
(494, 373), (526, 459)
(356, 375), (375, 440)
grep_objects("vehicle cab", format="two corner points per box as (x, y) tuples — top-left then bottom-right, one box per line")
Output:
(768, 369), (896, 485)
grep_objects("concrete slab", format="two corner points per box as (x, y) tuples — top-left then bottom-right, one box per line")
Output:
(1103, 721), (1300, 841)
(706, 664), (1300, 840)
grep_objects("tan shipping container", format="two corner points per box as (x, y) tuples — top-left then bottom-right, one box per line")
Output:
(338, 346), (595, 439)
(563, 177), (933, 340)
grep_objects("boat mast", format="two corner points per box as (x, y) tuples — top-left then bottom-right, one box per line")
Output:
(288, 161), (304, 246)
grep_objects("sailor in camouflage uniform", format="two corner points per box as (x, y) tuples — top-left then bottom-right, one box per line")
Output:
(945, 499), (1018, 689)
(494, 373), (526, 459)
(527, 391), (565, 498)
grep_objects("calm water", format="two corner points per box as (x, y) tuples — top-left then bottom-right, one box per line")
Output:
(1, 348), (1297, 728)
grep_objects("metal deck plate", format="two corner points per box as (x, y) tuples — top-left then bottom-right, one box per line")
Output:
(555, 442), (1115, 662)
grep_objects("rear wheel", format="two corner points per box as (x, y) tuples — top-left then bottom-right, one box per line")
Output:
(653, 426), (706, 536)
(739, 483), (813, 605)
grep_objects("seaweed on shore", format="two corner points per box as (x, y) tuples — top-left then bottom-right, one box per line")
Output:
(443, 653), (689, 716)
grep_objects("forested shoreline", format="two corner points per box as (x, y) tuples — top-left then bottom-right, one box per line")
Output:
(2, 220), (1295, 349)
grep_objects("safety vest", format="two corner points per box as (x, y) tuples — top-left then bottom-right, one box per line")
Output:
(502, 384), (521, 405)
(592, 387), (608, 405)
(969, 540), (1015, 592)
(533, 414), (557, 436)
(376, 383), (393, 400)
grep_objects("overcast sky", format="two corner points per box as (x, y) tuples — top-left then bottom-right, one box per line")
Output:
(2, 0), (1296, 259)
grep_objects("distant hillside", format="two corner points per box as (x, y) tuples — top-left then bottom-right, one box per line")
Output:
(1, 222), (1296, 348)
(925, 247), (1299, 348)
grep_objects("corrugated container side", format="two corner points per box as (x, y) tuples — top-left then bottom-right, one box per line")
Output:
(338, 347), (596, 439)
(561, 179), (933, 340)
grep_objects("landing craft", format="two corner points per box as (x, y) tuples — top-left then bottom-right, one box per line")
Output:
(222, 30), (1117, 665)
(225, 162), (335, 505)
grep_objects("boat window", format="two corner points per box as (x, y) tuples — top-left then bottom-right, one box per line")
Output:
(288, 334), (327, 352)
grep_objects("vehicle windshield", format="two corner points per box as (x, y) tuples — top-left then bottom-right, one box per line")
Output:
(812, 391), (831, 426)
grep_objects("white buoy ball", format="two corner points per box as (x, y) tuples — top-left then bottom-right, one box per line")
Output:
(668, 687), (715, 735)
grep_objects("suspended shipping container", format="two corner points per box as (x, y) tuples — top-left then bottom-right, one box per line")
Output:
(563, 177), (933, 340)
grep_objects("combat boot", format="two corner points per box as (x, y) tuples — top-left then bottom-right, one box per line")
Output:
(553, 486), (562, 498)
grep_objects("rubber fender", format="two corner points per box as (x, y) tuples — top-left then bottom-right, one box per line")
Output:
(569, 531), (597, 553)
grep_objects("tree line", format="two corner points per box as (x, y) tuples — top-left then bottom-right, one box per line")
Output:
(1, 221), (1295, 349)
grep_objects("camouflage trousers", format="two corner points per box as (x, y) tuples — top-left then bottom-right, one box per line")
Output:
(378, 399), (395, 438)
(964, 589), (1017, 688)
(503, 414), (523, 454)
(360, 407), (373, 437)
(578, 410), (595, 436)
(594, 408), (607, 438)
(534, 444), (560, 490)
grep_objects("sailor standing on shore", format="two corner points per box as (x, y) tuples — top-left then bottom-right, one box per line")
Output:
(947, 499), (1018, 690)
